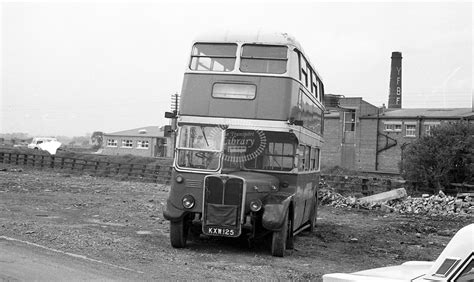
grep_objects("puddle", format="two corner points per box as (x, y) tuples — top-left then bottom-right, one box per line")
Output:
(35, 214), (61, 219)
(85, 218), (126, 227)
(136, 230), (152, 235)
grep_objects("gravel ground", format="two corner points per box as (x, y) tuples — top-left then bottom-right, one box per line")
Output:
(0, 164), (471, 280)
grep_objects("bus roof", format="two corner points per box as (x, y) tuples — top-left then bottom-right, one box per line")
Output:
(192, 30), (304, 52)
(191, 30), (323, 81)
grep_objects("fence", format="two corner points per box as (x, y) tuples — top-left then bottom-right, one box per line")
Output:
(0, 150), (172, 184)
(2, 150), (470, 194)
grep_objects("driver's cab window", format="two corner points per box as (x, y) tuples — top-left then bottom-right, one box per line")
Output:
(178, 125), (222, 151)
(176, 125), (224, 171)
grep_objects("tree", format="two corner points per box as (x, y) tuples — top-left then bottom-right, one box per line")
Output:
(400, 121), (473, 191)
(69, 135), (91, 147)
(91, 131), (104, 149)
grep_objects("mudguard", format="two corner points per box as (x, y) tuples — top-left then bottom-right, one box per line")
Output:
(262, 194), (292, 231)
(163, 199), (187, 222)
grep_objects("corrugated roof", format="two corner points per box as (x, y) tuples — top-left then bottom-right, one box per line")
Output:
(325, 110), (340, 118)
(375, 108), (473, 119)
(105, 126), (165, 138)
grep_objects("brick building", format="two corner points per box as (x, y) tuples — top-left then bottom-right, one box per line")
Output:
(102, 126), (172, 158)
(322, 95), (473, 173)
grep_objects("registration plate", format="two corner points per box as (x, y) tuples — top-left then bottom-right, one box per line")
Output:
(204, 226), (238, 237)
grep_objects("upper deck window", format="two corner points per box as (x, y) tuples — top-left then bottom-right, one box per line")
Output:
(240, 44), (288, 74)
(190, 43), (237, 72)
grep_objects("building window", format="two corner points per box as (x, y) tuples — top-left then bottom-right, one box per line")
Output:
(122, 140), (133, 148)
(384, 122), (402, 132)
(106, 139), (117, 147)
(344, 111), (356, 132)
(425, 123), (440, 136)
(137, 140), (149, 149)
(405, 124), (416, 137)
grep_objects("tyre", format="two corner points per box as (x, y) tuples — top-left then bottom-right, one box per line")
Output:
(170, 219), (189, 248)
(286, 211), (294, 250)
(309, 196), (318, 233)
(271, 211), (288, 257)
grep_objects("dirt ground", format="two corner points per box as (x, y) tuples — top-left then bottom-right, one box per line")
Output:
(0, 165), (472, 280)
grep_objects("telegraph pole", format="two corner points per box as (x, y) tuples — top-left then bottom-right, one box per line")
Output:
(165, 93), (180, 154)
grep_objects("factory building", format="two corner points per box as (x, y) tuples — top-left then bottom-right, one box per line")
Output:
(321, 52), (473, 174)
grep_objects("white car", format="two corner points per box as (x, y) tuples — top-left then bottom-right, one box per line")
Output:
(323, 223), (474, 282)
(27, 137), (58, 150)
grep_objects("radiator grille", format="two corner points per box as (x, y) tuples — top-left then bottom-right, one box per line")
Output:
(203, 176), (244, 236)
(185, 179), (203, 189)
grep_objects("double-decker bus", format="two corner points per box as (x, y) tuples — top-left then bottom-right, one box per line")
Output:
(163, 31), (325, 257)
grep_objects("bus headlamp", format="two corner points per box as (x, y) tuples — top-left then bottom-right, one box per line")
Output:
(249, 199), (262, 212)
(182, 195), (195, 209)
(176, 175), (184, 183)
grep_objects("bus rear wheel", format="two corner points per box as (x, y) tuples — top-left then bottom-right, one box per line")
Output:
(309, 197), (318, 233)
(170, 219), (189, 248)
(271, 211), (289, 257)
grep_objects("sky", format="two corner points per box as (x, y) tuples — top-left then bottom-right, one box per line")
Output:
(1, 1), (472, 137)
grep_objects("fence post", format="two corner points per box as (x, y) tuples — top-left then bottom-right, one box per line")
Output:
(154, 164), (160, 182)
(40, 155), (45, 168)
(72, 158), (76, 171)
(128, 164), (134, 177)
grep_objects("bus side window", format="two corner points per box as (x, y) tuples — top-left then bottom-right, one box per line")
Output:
(310, 147), (316, 170)
(300, 55), (309, 88)
(311, 148), (320, 171)
(318, 81), (324, 102)
(311, 71), (318, 98)
(298, 145), (305, 170)
(304, 145), (310, 171)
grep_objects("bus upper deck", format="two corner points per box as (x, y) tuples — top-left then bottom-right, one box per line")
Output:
(179, 31), (325, 136)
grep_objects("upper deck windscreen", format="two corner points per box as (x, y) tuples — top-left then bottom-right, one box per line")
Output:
(240, 45), (288, 74)
(189, 43), (288, 75)
(190, 43), (237, 72)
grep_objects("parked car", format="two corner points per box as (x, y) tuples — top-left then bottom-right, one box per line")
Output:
(27, 137), (58, 150)
(323, 223), (473, 282)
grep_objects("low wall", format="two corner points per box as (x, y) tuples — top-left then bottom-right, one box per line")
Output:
(321, 174), (406, 196)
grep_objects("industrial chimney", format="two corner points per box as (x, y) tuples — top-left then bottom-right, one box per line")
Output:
(388, 51), (402, 109)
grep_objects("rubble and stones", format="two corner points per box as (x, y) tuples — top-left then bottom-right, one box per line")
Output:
(318, 180), (473, 216)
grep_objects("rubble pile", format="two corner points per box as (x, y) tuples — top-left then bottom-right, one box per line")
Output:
(318, 183), (473, 216)
(388, 191), (473, 215)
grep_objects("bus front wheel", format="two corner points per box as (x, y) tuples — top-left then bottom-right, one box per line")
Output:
(170, 219), (189, 248)
(271, 211), (289, 257)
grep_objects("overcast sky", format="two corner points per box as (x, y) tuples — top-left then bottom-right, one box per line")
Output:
(1, 1), (472, 137)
